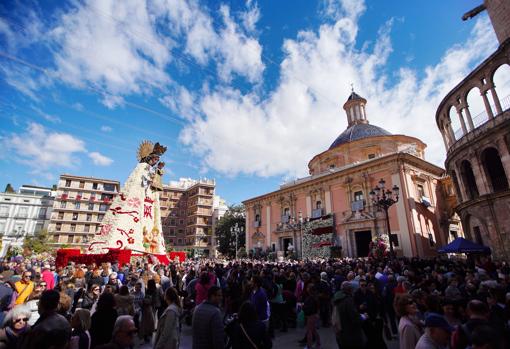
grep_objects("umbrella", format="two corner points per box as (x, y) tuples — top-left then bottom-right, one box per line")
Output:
(437, 237), (491, 254)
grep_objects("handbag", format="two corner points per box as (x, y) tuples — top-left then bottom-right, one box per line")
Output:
(240, 324), (258, 349)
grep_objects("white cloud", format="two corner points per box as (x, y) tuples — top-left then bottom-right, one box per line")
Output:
(50, 0), (172, 97)
(0, 123), (86, 172)
(180, 4), (499, 178)
(32, 106), (61, 123)
(154, 0), (264, 83)
(88, 151), (114, 166)
(100, 125), (113, 132)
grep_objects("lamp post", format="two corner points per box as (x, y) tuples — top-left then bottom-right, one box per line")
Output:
(369, 178), (400, 257)
(231, 223), (244, 259)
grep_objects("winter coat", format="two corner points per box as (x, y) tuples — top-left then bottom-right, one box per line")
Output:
(114, 294), (134, 316)
(154, 303), (181, 349)
(332, 291), (366, 348)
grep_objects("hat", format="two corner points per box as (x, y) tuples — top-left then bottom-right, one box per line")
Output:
(424, 313), (454, 333)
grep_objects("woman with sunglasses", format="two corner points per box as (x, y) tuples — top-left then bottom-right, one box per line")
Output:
(0, 304), (31, 349)
(80, 284), (100, 311)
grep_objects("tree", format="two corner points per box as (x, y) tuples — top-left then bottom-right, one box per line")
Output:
(215, 204), (246, 258)
(4, 184), (15, 193)
(23, 230), (53, 254)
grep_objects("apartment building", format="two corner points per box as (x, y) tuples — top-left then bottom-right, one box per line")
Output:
(0, 185), (55, 256)
(160, 178), (215, 256)
(48, 174), (120, 248)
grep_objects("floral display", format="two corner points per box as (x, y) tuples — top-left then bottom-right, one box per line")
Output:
(369, 234), (389, 259)
(302, 214), (335, 259)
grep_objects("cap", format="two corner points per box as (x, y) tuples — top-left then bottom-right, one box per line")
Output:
(424, 313), (454, 332)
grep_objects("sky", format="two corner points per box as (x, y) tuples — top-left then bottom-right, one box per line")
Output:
(0, 0), (509, 205)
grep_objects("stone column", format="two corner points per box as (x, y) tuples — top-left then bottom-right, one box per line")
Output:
(463, 103), (475, 130)
(441, 127), (449, 150)
(305, 196), (312, 218)
(446, 120), (456, 142)
(470, 157), (490, 195)
(325, 190), (332, 214)
(453, 164), (469, 204)
(497, 139), (510, 181)
(456, 107), (468, 135)
(481, 91), (495, 119)
(266, 205), (271, 249)
(490, 86), (503, 115)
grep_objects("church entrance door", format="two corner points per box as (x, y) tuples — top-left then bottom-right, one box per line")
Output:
(355, 230), (372, 257)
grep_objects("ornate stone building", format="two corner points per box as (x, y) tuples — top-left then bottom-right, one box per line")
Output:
(436, 0), (510, 259)
(244, 92), (457, 258)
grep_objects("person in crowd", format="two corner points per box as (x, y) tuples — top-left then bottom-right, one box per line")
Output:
(114, 286), (134, 316)
(14, 271), (34, 305)
(90, 292), (118, 348)
(81, 284), (100, 311)
(250, 275), (269, 327)
(140, 279), (157, 343)
(318, 272), (332, 328)
(20, 289), (72, 349)
(451, 299), (491, 349)
(95, 315), (137, 349)
(396, 294), (423, 349)
(415, 313), (453, 349)
(0, 279), (13, 326)
(0, 305), (31, 349)
(25, 282), (44, 326)
(228, 301), (272, 349)
(303, 283), (320, 349)
(195, 271), (211, 306)
(70, 308), (91, 349)
(41, 265), (55, 291)
(192, 286), (224, 349)
(154, 287), (181, 349)
(332, 281), (366, 349)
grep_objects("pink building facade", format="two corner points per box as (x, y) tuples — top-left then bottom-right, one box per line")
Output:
(244, 92), (459, 258)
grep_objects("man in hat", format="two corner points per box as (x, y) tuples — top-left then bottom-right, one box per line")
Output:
(416, 313), (453, 349)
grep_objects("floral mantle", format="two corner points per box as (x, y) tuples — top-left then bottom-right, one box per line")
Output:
(302, 215), (335, 259)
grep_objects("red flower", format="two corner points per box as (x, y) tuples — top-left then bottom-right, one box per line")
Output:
(127, 237), (135, 244)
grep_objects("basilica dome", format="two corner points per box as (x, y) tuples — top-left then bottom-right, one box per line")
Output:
(329, 123), (391, 149)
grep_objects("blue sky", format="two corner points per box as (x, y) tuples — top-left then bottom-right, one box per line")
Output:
(0, 0), (505, 205)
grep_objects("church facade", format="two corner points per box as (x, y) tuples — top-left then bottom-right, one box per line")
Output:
(244, 92), (460, 258)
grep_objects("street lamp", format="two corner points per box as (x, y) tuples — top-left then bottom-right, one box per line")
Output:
(231, 223), (244, 259)
(369, 178), (400, 257)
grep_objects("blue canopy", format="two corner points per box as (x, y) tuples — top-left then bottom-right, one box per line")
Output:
(437, 237), (491, 254)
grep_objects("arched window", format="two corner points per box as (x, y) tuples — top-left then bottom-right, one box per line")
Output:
(481, 147), (509, 192)
(460, 160), (479, 200)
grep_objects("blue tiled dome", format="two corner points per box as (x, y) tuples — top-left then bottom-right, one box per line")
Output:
(329, 123), (391, 149)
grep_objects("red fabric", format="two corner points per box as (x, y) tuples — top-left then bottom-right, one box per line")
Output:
(41, 270), (55, 290)
(169, 252), (186, 262)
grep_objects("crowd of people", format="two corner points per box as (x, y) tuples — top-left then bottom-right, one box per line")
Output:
(0, 254), (508, 349)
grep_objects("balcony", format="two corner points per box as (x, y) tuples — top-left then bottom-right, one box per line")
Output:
(350, 200), (365, 212)
(253, 220), (261, 228)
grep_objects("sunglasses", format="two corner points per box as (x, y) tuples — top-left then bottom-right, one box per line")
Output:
(93, 288), (100, 291)
(24, 275), (31, 278)
(40, 284), (47, 287)
(14, 318), (29, 324)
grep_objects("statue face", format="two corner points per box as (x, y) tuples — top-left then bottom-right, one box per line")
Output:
(149, 156), (159, 166)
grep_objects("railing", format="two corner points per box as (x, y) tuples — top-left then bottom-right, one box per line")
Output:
(453, 94), (510, 141)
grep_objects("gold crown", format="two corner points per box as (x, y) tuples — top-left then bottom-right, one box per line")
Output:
(151, 142), (167, 157)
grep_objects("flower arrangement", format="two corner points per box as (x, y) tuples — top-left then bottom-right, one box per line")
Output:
(369, 234), (388, 259)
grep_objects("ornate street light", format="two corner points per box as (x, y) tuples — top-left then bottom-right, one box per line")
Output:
(231, 223), (244, 259)
(370, 178), (400, 257)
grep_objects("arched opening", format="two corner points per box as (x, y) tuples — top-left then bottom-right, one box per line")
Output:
(481, 147), (509, 192)
(466, 86), (485, 128)
(492, 63), (510, 113)
(449, 105), (461, 140)
(460, 160), (479, 200)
